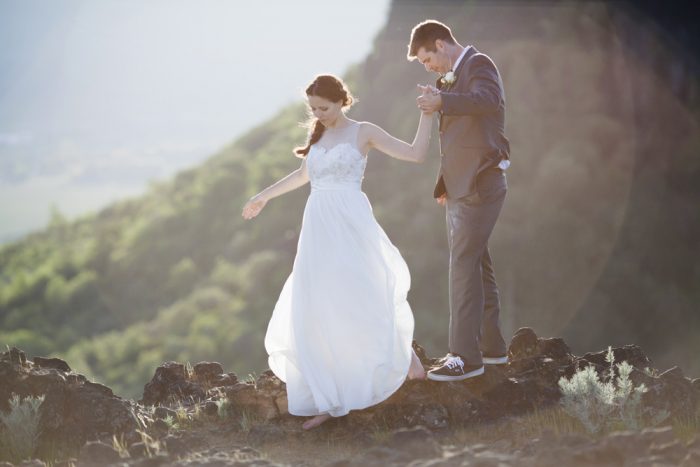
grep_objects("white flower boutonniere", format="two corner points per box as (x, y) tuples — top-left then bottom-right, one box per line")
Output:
(441, 70), (456, 86)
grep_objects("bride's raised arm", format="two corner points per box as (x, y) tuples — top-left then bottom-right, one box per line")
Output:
(363, 104), (433, 163)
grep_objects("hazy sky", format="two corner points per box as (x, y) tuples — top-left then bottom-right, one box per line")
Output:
(0, 0), (390, 242)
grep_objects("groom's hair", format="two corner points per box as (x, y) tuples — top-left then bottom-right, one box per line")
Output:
(407, 20), (457, 60)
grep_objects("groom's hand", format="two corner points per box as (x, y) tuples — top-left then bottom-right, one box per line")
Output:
(416, 85), (442, 113)
(436, 193), (447, 206)
(417, 84), (439, 95)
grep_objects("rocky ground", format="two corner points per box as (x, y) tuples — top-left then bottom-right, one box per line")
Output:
(1, 328), (699, 466)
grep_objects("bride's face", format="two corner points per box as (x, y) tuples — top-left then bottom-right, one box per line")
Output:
(308, 95), (343, 127)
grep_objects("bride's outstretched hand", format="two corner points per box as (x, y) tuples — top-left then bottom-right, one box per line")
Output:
(242, 195), (267, 220)
(417, 84), (439, 95)
(416, 84), (440, 115)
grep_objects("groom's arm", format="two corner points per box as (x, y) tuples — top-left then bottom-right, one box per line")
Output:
(440, 55), (502, 116)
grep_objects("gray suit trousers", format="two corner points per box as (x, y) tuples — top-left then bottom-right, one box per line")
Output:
(445, 167), (508, 365)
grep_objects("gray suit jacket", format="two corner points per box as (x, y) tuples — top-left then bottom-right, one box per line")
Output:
(434, 45), (510, 201)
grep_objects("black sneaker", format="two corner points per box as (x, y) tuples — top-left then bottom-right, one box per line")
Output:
(435, 352), (456, 364)
(427, 355), (484, 382)
(482, 354), (508, 365)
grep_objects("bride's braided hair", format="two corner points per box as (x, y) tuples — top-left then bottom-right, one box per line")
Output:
(295, 75), (354, 158)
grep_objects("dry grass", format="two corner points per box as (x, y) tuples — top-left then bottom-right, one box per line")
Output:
(671, 402), (700, 442)
(448, 406), (589, 450)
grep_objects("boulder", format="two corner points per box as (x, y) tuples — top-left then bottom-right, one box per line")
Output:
(0, 347), (149, 461)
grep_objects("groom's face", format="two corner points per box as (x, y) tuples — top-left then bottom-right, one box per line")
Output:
(416, 41), (449, 74)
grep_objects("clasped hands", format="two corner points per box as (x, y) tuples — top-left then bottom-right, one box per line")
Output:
(416, 84), (447, 207)
(416, 84), (442, 114)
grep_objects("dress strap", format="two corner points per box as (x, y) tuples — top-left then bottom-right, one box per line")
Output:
(349, 121), (362, 151)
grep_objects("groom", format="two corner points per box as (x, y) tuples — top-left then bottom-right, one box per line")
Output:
(408, 20), (510, 381)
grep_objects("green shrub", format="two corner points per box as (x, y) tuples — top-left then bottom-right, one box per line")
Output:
(558, 347), (668, 433)
(0, 393), (45, 463)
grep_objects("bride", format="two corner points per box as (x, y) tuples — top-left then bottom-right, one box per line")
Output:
(242, 74), (433, 430)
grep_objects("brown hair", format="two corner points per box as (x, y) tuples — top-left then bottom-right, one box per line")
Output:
(407, 20), (457, 60)
(294, 75), (354, 158)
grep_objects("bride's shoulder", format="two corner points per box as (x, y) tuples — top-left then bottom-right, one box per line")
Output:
(355, 121), (380, 136)
(354, 121), (377, 155)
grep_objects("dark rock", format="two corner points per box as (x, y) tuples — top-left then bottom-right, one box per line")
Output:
(202, 400), (219, 417)
(659, 366), (686, 381)
(209, 373), (239, 388)
(628, 367), (658, 387)
(644, 367), (697, 417)
(140, 361), (206, 406)
(32, 357), (71, 373)
(482, 377), (532, 414)
(25, 368), (66, 389)
(77, 440), (122, 465)
(8, 347), (27, 366)
(462, 365), (511, 398)
(4, 329), (699, 467)
(128, 441), (151, 458)
(192, 362), (224, 383)
(508, 327), (539, 361)
(536, 337), (571, 360)
(224, 382), (280, 421)
(412, 340), (430, 366)
(149, 418), (170, 438)
(36, 383), (144, 460)
(0, 346), (150, 462)
(0, 349), (58, 413)
(65, 373), (87, 385)
(692, 378), (700, 393)
(255, 370), (286, 393)
(577, 344), (652, 370)
(153, 406), (178, 420)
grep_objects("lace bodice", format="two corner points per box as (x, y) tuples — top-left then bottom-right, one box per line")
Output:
(307, 123), (367, 190)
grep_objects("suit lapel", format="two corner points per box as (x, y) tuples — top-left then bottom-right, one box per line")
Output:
(438, 46), (477, 129)
(453, 45), (477, 82)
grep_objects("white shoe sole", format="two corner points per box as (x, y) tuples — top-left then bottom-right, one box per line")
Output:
(482, 356), (508, 365)
(427, 365), (484, 382)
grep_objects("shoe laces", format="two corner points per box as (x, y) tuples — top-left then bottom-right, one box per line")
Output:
(445, 355), (464, 370)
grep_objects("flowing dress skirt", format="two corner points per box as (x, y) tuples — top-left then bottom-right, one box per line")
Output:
(265, 187), (414, 417)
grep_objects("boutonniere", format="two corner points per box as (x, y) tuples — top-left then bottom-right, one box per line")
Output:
(440, 70), (456, 87)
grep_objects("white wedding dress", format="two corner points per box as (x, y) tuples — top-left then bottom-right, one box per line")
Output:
(265, 121), (415, 417)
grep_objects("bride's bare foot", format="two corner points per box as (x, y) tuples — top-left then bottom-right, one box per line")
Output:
(407, 348), (427, 380)
(302, 414), (332, 430)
